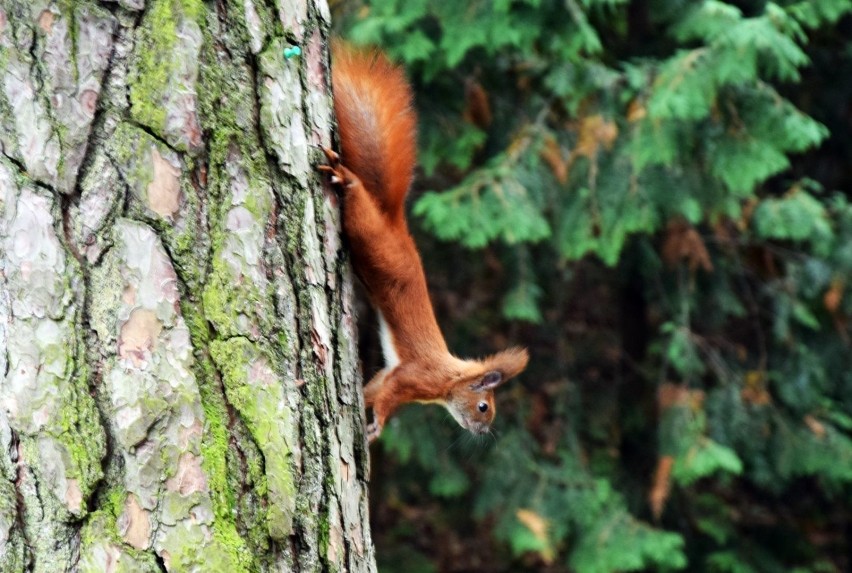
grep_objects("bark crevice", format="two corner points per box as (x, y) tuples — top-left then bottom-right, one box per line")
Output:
(10, 431), (31, 571)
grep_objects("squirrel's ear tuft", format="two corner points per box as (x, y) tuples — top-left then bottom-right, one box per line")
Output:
(471, 370), (503, 391)
(487, 347), (529, 379)
(470, 347), (529, 390)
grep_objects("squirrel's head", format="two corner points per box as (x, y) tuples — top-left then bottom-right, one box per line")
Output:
(445, 347), (529, 435)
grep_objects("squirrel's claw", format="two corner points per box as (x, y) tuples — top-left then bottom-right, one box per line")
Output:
(317, 164), (341, 182)
(320, 146), (340, 166)
(319, 158), (356, 189)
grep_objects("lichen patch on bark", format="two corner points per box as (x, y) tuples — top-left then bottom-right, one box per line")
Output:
(0, 0), (116, 192)
(0, 157), (107, 567)
(92, 219), (242, 570)
(202, 143), (275, 339)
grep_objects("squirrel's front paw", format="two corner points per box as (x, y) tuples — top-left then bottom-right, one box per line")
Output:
(366, 420), (383, 443)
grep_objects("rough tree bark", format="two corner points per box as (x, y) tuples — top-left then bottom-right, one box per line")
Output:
(0, 0), (375, 571)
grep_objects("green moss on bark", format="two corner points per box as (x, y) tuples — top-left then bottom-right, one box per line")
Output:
(180, 301), (260, 571)
(129, 0), (177, 128)
(129, 0), (204, 148)
(0, 478), (26, 571)
(52, 369), (106, 508)
(209, 337), (298, 540)
(55, 276), (106, 508)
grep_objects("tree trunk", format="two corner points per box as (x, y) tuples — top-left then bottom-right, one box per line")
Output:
(0, 0), (375, 571)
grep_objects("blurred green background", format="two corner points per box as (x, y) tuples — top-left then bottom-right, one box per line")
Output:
(332, 1), (852, 571)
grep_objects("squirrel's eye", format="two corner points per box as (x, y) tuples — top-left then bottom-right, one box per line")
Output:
(478, 401), (489, 413)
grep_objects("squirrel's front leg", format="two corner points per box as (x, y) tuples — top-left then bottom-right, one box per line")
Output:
(363, 368), (388, 407)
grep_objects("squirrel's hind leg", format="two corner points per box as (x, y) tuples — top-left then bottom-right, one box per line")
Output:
(363, 368), (397, 443)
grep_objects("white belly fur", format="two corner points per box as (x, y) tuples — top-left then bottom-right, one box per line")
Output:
(378, 312), (400, 368)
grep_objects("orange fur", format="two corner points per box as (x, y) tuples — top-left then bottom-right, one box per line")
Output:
(323, 42), (529, 442)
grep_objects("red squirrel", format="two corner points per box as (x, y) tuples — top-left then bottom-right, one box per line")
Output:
(320, 42), (529, 442)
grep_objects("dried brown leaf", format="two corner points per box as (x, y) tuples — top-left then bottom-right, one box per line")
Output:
(804, 414), (826, 438)
(464, 78), (492, 130)
(540, 136), (568, 184)
(516, 509), (555, 564)
(649, 455), (674, 520)
(741, 370), (772, 406)
(661, 218), (713, 272)
(627, 99), (646, 122)
(576, 115), (618, 159)
(824, 279), (844, 314)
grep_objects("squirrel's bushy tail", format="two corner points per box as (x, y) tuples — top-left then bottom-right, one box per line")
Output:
(331, 40), (417, 223)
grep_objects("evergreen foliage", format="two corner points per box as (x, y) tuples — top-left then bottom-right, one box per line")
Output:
(334, 1), (852, 571)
